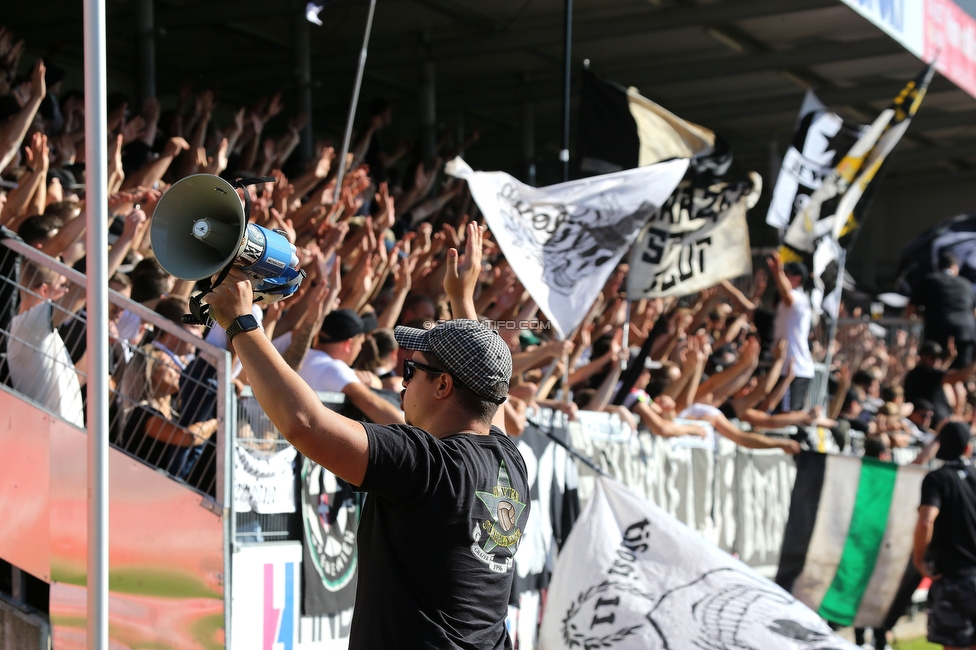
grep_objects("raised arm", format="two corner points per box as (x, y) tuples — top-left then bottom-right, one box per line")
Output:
(122, 136), (189, 190)
(1, 133), (48, 227)
(280, 278), (335, 371)
(767, 250), (794, 307)
(206, 266), (370, 485)
(0, 59), (45, 172)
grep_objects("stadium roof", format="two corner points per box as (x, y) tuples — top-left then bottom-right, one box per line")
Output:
(7, 0), (976, 281)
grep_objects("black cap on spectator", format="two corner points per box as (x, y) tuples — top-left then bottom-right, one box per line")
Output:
(920, 340), (943, 358)
(44, 63), (65, 87)
(783, 261), (809, 284)
(912, 398), (935, 412)
(320, 309), (367, 343)
(0, 95), (20, 123)
(936, 421), (973, 460)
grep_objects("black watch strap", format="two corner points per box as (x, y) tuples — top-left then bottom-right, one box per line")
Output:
(226, 314), (259, 341)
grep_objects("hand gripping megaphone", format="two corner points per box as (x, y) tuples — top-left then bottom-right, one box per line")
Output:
(150, 174), (305, 326)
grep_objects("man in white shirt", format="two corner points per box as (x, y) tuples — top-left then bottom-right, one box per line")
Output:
(7, 259), (84, 427)
(768, 252), (814, 412)
(285, 308), (404, 425)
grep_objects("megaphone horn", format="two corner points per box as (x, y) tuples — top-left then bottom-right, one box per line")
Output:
(149, 173), (305, 326)
(150, 174), (249, 281)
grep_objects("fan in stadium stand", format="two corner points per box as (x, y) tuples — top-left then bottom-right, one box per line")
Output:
(896, 212), (976, 298)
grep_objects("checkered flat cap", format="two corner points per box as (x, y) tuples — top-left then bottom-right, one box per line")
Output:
(395, 319), (512, 404)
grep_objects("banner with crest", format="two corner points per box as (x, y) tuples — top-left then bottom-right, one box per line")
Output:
(301, 456), (361, 617)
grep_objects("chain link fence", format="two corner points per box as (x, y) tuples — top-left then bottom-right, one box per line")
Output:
(0, 237), (232, 502)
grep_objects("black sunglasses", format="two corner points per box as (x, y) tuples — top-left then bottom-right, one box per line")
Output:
(403, 358), (447, 383)
(403, 359), (468, 391)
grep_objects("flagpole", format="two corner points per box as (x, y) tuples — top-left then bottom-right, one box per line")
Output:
(332, 0), (377, 208)
(621, 300), (631, 371)
(526, 417), (611, 479)
(613, 305), (652, 405)
(817, 253), (846, 413)
(83, 0), (110, 646)
(560, 0), (572, 182)
(561, 352), (571, 404)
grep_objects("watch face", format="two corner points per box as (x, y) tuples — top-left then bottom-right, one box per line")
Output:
(237, 314), (259, 331)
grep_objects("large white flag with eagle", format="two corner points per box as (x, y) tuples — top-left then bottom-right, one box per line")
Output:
(447, 157), (689, 338)
(539, 477), (857, 650)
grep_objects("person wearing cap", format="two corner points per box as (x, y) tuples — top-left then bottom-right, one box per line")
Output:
(767, 251), (814, 412)
(904, 340), (976, 428)
(913, 421), (976, 650)
(204, 223), (529, 649)
(292, 307), (404, 425)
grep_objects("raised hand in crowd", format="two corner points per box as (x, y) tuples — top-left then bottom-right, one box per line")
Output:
(0, 58), (45, 171)
(443, 221), (483, 320)
(0, 28), (26, 74)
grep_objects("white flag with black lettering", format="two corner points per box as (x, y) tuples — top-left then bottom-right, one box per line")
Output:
(538, 477), (857, 650)
(447, 157), (688, 338)
(627, 173), (760, 299)
(766, 92), (862, 232)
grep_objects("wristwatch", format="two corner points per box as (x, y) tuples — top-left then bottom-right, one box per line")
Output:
(225, 314), (259, 342)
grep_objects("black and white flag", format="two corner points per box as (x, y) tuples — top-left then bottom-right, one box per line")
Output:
(765, 92), (862, 233)
(579, 71), (715, 174)
(627, 173), (761, 299)
(898, 212), (976, 298)
(538, 477), (857, 649)
(783, 64), (935, 256)
(447, 157), (688, 338)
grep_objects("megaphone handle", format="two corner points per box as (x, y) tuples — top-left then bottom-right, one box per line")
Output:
(184, 294), (215, 328)
(186, 256), (238, 327)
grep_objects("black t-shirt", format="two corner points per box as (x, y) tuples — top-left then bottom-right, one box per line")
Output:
(178, 356), (218, 426)
(913, 272), (976, 344)
(903, 364), (952, 426)
(920, 461), (976, 576)
(351, 423), (530, 650)
(116, 404), (186, 474)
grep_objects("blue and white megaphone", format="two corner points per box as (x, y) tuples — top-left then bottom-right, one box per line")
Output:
(150, 174), (305, 326)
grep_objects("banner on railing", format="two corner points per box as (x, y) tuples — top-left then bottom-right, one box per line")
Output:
(235, 445), (297, 514)
(508, 408), (582, 650)
(301, 457), (361, 618)
(233, 543), (302, 649)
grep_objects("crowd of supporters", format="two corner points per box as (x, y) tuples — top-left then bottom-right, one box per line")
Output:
(0, 25), (972, 494)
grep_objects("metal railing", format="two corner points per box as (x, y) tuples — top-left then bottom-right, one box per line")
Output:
(832, 317), (924, 372)
(234, 385), (346, 544)
(0, 237), (234, 503)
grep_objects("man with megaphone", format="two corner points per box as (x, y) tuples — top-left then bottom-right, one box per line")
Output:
(203, 223), (528, 650)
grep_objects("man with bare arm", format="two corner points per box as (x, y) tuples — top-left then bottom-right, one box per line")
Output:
(204, 223), (529, 649)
